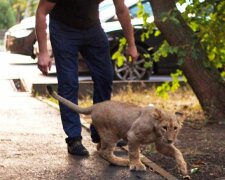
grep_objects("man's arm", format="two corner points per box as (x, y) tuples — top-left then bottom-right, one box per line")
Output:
(113, 0), (138, 60)
(35, 0), (55, 75)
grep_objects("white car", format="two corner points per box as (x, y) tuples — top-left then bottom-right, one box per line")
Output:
(4, 0), (149, 56)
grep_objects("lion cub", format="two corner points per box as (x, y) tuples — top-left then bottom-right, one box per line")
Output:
(47, 86), (189, 177)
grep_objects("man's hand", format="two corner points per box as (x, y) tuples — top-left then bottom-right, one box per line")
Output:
(126, 45), (139, 61)
(36, 0), (55, 76)
(37, 52), (52, 75)
(113, 0), (138, 61)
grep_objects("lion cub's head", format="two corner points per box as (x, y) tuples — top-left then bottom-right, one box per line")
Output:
(153, 108), (183, 144)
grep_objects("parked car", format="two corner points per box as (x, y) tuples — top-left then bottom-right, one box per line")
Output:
(4, 0), (179, 80)
(4, 0), (145, 58)
(4, 16), (36, 58)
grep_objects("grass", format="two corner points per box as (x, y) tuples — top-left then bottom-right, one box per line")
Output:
(46, 84), (205, 124)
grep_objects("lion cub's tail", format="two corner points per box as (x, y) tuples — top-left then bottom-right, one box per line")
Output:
(47, 85), (92, 115)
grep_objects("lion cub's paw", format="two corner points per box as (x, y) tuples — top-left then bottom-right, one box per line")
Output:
(129, 162), (146, 171)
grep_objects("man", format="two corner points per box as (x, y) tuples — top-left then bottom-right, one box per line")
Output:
(35, 0), (138, 156)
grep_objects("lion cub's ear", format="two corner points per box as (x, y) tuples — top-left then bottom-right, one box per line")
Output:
(153, 108), (162, 120)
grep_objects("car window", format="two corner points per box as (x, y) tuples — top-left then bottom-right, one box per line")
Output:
(99, 2), (115, 22)
(129, 1), (153, 17)
(105, 1), (153, 22)
(99, 3), (114, 11)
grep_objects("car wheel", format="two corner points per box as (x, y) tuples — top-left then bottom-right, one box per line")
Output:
(112, 45), (152, 80)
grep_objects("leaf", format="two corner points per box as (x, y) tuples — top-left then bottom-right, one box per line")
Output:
(112, 51), (120, 60)
(154, 30), (161, 37)
(144, 61), (153, 68)
(208, 52), (215, 61)
(117, 56), (124, 67)
(221, 71), (225, 78)
(191, 49), (199, 60)
(189, 21), (199, 32)
(178, 0), (186, 5)
(191, 168), (199, 174)
(170, 16), (180, 24)
(143, 53), (150, 59)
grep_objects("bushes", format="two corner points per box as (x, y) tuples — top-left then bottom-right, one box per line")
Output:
(0, 0), (16, 29)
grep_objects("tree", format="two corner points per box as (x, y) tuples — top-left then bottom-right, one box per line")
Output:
(8, 0), (38, 23)
(0, 1), (15, 29)
(147, 0), (225, 123)
(0, 0), (16, 29)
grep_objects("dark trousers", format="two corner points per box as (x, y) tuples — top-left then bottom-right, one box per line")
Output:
(49, 18), (113, 143)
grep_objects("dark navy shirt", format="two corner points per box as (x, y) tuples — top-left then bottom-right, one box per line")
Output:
(47, 0), (100, 29)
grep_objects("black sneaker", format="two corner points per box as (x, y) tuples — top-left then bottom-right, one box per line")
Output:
(67, 140), (89, 156)
(116, 139), (128, 147)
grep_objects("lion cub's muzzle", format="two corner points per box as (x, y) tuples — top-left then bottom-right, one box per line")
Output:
(161, 138), (174, 144)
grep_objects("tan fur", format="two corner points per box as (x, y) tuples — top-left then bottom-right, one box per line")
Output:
(50, 91), (189, 177)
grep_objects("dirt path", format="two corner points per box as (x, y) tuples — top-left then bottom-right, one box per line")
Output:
(144, 123), (225, 180)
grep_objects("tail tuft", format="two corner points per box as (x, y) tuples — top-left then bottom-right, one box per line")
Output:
(47, 85), (53, 95)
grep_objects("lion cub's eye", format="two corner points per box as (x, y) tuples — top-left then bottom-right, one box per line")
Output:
(162, 126), (167, 131)
(174, 126), (178, 130)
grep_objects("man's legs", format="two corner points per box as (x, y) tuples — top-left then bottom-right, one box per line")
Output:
(49, 18), (88, 155)
(80, 25), (114, 143)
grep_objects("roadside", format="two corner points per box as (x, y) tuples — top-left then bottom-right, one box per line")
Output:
(151, 123), (225, 180)
(0, 83), (165, 180)
(45, 85), (225, 180)
(0, 51), (166, 179)
(1, 50), (224, 180)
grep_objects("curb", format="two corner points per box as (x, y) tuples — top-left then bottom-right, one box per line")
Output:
(31, 80), (161, 97)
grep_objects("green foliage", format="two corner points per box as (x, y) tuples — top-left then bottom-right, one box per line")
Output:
(137, 0), (157, 42)
(112, 37), (127, 67)
(156, 69), (187, 99)
(0, 0), (16, 28)
(111, 0), (155, 73)
(180, 0), (225, 70)
(160, 10), (180, 25)
(143, 53), (153, 68)
(112, 36), (153, 69)
(191, 167), (199, 174)
(153, 41), (178, 62)
(221, 71), (225, 78)
(8, 0), (38, 23)
(135, 0), (225, 96)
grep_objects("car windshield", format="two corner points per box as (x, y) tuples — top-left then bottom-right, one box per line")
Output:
(129, 1), (153, 17)
(100, 0), (153, 22)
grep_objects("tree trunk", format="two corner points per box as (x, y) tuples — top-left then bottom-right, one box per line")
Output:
(149, 0), (225, 123)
